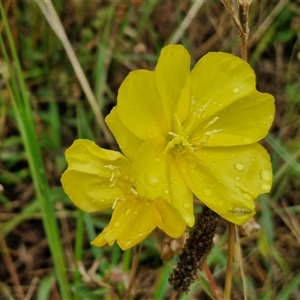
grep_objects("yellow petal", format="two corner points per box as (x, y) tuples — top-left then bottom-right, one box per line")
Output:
(117, 69), (168, 140)
(153, 198), (187, 237)
(131, 137), (169, 201)
(177, 143), (272, 225)
(131, 138), (195, 226)
(190, 91), (275, 147)
(155, 45), (191, 129)
(168, 155), (195, 227)
(61, 139), (131, 212)
(105, 107), (142, 162)
(91, 195), (157, 250)
(190, 52), (267, 122)
(92, 195), (187, 250)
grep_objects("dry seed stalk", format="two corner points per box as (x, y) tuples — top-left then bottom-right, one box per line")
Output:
(169, 206), (220, 292)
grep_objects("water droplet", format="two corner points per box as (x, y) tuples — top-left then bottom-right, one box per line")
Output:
(251, 158), (255, 162)
(144, 173), (161, 187)
(260, 169), (272, 182)
(100, 198), (105, 203)
(218, 102), (223, 106)
(235, 176), (240, 181)
(155, 157), (161, 163)
(217, 199), (223, 205)
(133, 210), (138, 214)
(125, 208), (131, 215)
(235, 162), (245, 171)
(138, 232), (143, 237)
(181, 168), (187, 173)
(164, 189), (169, 194)
(233, 87), (240, 94)
(243, 137), (254, 144)
(114, 221), (121, 228)
(203, 188), (212, 197)
(218, 179), (222, 183)
(261, 183), (271, 191)
(242, 192), (252, 200)
(182, 213), (194, 226)
(182, 202), (191, 209)
(188, 162), (197, 169)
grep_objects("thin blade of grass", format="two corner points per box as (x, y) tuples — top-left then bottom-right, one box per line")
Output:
(0, 3), (71, 299)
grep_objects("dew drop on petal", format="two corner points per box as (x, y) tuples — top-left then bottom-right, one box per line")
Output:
(182, 202), (191, 209)
(243, 137), (254, 144)
(203, 188), (213, 197)
(100, 198), (105, 203)
(234, 162), (245, 171)
(133, 210), (138, 214)
(233, 87), (240, 94)
(155, 157), (161, 163)
(188, 162), (197, 169)
(217, 199), (223, 205)
(125, 208), (131, 216)
(181, 168), (187, 173)
(182, 213), (194, 225)
(235, 176), (240, 181)
(138, 232), (143, 237)
(261, 183), (271, 191)
(144, 173), (161, 187)
(242, 192), (252, 200)
(114, 221), (121, 228)
(260, 169), (272, 182)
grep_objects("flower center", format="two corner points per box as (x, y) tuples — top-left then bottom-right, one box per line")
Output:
(165, 132), (195, 155)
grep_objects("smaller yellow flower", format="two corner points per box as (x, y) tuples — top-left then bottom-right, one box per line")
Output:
(61, 139), (186, 250)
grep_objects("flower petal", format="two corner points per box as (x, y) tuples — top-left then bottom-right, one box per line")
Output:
(177, 144), (272, 225)
(153, 198), (187, 237)
(61, 139), (131, 212)
(190, 52), (273, 125)
(155, 45), (191, 128)
(190, 92), (274, 147)
(131, 137), (169, 200)
(91, 196), (157, 250)
(131, 137), (195, 226)
(168, 155), (195, 227)
(117, 69), (168, 140)
(105, 107), (143, 162)
(91, 195), (187, 250)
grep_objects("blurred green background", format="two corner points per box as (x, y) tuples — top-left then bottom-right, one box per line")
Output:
(1, 1), (300, 299)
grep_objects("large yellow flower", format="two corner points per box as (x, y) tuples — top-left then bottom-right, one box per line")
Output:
(110, 44), (275, 225)
(61, 139), (186, 250)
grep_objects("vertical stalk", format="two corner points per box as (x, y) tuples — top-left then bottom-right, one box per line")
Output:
(0, 3), (71, 299)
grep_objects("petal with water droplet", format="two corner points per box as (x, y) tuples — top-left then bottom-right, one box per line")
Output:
(131, 137), (169, 200)
(178, 143), (272, 225)
(106, 107), (142, 162)
(61, 139), (131, 212)
(155, 45), (191, 128)
(117, 69), (168, 140)
(92, 195), (186, 250)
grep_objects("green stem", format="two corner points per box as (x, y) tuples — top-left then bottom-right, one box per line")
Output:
(0, 3), (71, 299)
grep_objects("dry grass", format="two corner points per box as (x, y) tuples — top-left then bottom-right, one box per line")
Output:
(1, 1), (300, 299)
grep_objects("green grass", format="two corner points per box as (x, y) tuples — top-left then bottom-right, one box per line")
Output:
(1, 1), (299, 299)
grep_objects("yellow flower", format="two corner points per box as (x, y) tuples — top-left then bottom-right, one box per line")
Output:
(110, 44), (275, 225)
(61, 139), (186, 250)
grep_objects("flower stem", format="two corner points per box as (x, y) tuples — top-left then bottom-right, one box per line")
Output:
(224, 222), (236, 300)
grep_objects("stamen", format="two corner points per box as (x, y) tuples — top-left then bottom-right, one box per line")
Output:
(203, 117), (219, 129)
